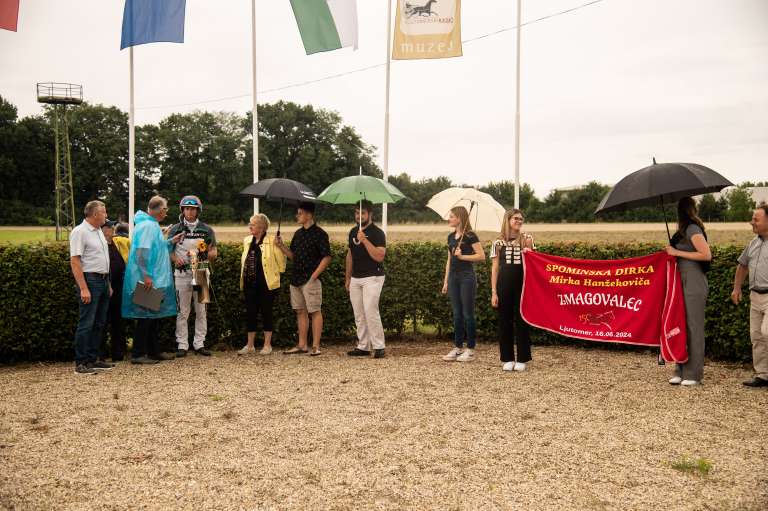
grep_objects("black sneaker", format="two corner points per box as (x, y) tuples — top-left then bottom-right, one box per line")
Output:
(175, 349), (188, 358)
(347, 348), (370, 357)
(373, 349), (385, 359)
(194, 348), (212, 357)
(743, 376), (768, 387)
(90, 360), (114, 371)
(74, 363), (97, 375)
(131, 356), (160, 365)
(149, 352), (175, 361)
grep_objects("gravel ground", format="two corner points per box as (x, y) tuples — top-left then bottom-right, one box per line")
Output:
(1, 341), (766, 511)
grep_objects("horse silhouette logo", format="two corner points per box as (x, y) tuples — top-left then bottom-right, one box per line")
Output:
(578, 310), (615, 331)
(405, 0), (438, 19)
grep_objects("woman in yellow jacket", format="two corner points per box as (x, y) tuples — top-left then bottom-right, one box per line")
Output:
(238, 213), (287, 355)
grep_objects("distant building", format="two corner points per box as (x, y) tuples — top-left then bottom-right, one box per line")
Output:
(699, 187), (768, 205)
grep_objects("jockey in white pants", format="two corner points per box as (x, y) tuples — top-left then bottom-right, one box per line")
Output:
(167, 195), (217, 357)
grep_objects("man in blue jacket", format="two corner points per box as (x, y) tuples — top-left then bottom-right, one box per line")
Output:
(122, 196), (183, 364)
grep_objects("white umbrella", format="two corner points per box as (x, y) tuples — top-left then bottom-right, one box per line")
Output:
(426, 188), (506, 232)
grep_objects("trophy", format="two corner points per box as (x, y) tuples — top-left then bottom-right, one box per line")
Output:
(189, 240), (211, 304)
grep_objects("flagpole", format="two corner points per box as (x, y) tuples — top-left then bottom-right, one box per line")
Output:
(382, 0), (393, 234)
(513, 0), (522, 209)
(128, 46), (135, 236)
(251, 0), (259, 216)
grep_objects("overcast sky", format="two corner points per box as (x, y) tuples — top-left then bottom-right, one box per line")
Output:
(1, 0), (766, 197)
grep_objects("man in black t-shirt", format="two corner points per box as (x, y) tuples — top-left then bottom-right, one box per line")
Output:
(100, 220), (128, 361)
(345, 201), (388, 358)
(275, 202), (332, 356)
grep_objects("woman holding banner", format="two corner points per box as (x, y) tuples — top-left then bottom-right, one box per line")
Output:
(442, 206), (486, 362)
(665, 197), (711, 386)
(491, 209), (535, 371)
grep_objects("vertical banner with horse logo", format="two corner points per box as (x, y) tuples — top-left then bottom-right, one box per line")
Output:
(392, 0), (462, 60)
(520, 251), (689, 363)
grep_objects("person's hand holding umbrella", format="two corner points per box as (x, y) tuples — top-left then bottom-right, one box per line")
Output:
(356, 227), (368, 244)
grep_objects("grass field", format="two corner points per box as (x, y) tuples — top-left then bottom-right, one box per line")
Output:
(0, 222), (756, 246)
(0, 342), (765, 510)
(0, 228), (59, 244)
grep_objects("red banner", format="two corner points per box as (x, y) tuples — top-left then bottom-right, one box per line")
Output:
(521, 251), (688, 362)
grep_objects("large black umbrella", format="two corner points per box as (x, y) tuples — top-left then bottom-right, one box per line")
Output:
(239, 178), (317, 235)
(595, 159), (734, 240)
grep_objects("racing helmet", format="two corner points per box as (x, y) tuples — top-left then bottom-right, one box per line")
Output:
(179, 195), (203, 212)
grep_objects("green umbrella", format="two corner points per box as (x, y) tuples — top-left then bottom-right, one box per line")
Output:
(317, 175), (406, 205)
(317, 170), (406, 235)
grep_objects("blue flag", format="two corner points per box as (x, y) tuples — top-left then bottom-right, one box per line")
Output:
(121, 0), (186, 50)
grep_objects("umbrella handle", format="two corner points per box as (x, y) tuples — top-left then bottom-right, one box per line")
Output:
(277, 199), (284, 237)
(352, 193), (363, 245)
(660, 197), (671, 243)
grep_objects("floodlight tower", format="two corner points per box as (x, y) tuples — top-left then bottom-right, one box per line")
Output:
(36, 82), (83, 241)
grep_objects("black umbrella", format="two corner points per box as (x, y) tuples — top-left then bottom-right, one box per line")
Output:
(595, 159), (734, 240)
(239, 178), (317, 235)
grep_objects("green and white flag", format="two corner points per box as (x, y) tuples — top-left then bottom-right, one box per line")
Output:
(290, 0), (358, 55)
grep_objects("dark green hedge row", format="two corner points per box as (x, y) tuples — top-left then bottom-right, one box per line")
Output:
(0, 241), (752, 363)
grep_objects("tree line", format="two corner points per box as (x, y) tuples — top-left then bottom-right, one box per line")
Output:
(0, 95), (761, 226)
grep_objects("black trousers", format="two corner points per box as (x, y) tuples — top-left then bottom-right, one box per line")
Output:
(497, 267), (531, 363)
(244, 285), (276, 332)
(101, 283), (126, 360)
(132, 318), (160, 359)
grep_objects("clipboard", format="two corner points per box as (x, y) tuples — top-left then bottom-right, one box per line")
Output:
(132, 282), (164, 312)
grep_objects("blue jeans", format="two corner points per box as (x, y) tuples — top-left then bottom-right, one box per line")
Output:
(448, 271), (477, 349)
(74, 274), (110, 364)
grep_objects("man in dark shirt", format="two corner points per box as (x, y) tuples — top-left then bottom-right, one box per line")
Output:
(345, 201), (387, 358)
(275, 202), (331, 356)
(100, 220), (128, 361)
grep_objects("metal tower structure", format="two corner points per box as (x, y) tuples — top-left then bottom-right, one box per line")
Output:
(36, 82), (83, 241)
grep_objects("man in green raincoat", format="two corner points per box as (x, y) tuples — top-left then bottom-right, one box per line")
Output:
(122, 196), (183, 364)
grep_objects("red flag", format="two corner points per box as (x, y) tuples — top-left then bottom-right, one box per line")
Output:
(0, 0), (19, 32)
(521, 251), (688, 363)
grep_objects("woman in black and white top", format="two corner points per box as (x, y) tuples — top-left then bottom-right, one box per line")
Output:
(491, 209), (535, 371)
(665, 197), (711, 386)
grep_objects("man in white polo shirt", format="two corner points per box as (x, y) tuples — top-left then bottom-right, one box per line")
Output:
(70, 200), (113, 375)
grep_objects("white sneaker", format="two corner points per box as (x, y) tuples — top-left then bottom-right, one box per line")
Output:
(237, 346), (255, 355)
(513, 362), (527, 371)
(502, 361), (515, 371)
(442, 347), (463, 361)
(259, 346), (273, 355)
(456, 349), (475, 362)
(668, 376), (682, 385)
(681, 379), (701, 386)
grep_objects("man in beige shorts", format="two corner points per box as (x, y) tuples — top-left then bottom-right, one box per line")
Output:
(732, 204), (768, 387)
(276, 202), (331, 356)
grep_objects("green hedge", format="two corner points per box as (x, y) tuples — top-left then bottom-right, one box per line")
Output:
(0, 241), (753, 363)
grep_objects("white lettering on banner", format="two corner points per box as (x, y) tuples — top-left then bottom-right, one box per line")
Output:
(400, 41), (453, 54)
(559, 325), (632, 339)
(557, 292), (642, 312)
